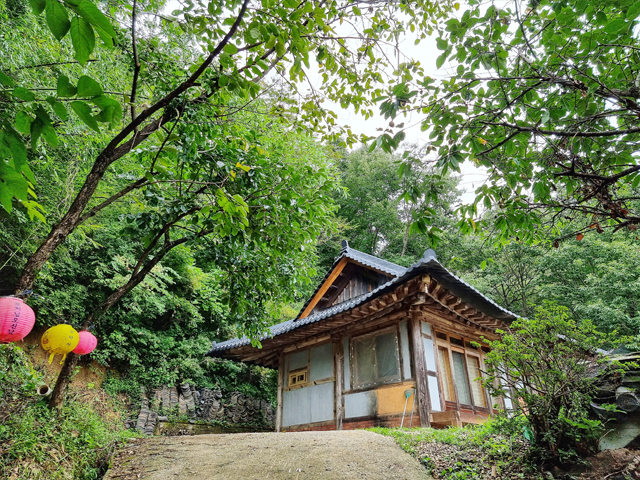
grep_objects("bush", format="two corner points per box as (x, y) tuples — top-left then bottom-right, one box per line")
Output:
(482, 303), (627, 465)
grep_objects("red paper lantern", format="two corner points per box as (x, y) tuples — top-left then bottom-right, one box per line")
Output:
(0, 297), (36, 343)
(72, 330), (97, 355)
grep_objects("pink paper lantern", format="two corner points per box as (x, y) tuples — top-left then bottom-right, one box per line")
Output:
(0, 297), (36, 343)
(72, 330), (97, 355)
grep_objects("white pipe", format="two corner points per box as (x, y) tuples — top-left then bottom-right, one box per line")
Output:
(37, 385), (52, 397)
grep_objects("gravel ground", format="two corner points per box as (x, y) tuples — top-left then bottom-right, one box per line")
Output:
(104, 431), (432, 480)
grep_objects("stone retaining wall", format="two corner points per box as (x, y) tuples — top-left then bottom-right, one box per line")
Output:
(130, 384), (275, 435)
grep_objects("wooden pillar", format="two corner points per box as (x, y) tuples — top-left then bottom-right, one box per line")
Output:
(334, 338), (344, 430)
(275, 351), (285, 432)
(409, 312), (431, 427)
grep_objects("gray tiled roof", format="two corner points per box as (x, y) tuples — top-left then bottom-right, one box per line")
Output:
(342, 247), (407, 277)
(206, 248), (519, 356)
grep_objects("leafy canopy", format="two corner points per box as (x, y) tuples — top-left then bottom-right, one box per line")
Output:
(382, 0), (640, 244)
(1, 0), (451, 221)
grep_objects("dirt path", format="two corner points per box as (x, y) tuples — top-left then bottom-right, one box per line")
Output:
(104, 430), (432, 480)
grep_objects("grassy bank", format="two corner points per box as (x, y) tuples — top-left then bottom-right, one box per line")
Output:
(370, 420), (542, 480)
(0, 344), (138, 480)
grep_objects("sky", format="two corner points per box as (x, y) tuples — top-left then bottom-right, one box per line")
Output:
(299, 12), (489, 205)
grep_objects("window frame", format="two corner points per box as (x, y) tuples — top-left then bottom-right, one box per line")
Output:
(435, 330), (495, 414)
(350, 326), (402, 389)
(288, 367), (309, 388)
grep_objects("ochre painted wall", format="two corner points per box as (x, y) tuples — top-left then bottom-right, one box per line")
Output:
(375, 383), (416, 416)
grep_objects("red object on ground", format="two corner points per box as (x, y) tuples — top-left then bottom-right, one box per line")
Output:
(72, 330), (98, 355)
(0, 297), (36, 343)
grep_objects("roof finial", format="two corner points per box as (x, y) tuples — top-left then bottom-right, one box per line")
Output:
(341, 239), (349, 251)
(422, 248), (437, 262)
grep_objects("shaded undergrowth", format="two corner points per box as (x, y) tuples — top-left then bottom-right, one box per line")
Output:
(0, 344), (138, 480)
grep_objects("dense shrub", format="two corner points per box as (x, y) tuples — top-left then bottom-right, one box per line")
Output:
(483, 303), (628, 465)
(371, 419), (539, 479)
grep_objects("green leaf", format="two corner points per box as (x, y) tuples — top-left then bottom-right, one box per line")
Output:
(94, 105), (114, 123)
(29, 0), (46, 15)
(15, 111), (33, 135)
(30, 118), (44, 149)
(223, 43), (238, 55)
(218, 75), (229, 87)
(4, 128), (28, 167)
(70, 100), (100, 132)
(604, 17), (627, 34)
(46, 97), (68, 120)
(77, 75), (103, 97)
(0, 184), (12, 213)
(45, 0), (71, 40)
(70, 16), (95, 65)
(92, 24), (115, 48)
(76, 0), (116, 39)
(436, 37), (448, 51)
(12, 88), (35, 102)
(56, 75), (77, 97)
(39, 122), (58, 147)
(0, 71), (15, 87)
(33, 107), (57, 147)
(626, 1), (640, 20)
(91, 95), (122, 126)
(21, 163), (36, 184)
(283, 0), (298, 7)
(436, 52), (447, 69)
(266, 35), (276, 49)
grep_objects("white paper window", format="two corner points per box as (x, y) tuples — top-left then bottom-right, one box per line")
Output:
(466, 356), (487, 408)
(452, 351), (472, 405)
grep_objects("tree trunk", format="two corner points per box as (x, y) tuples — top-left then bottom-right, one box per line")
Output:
(13, 2), (250, 294)
(48, 352), (80, 409)
(14, 118), (164, 294)
(46, 237), (189, 408)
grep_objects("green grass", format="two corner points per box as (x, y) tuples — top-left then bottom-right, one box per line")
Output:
(1, 344), (139, 480)
(369, 418), (542, 480)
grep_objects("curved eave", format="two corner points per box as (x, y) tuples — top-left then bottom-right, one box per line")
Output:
(206, 255), (517, 358)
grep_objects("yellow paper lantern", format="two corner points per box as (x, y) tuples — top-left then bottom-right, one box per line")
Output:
(41, 325), (79, 364)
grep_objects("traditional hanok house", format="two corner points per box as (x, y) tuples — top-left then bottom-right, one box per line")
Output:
(207, 241), (517, 431)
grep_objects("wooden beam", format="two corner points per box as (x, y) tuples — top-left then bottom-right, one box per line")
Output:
(411, 292), (427, 305)
(344, 307), (406, 337)
(276, 351), (284, 432)
(227, 285), (418, 364)
(426, 289), (494, 333)
(408, 313), (431, 427)
(283, 335), (332, 353)
(299, 257), (349, 319)
(334, 339), (344, 430)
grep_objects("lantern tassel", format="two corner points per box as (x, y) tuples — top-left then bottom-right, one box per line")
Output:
(48, 353), (54, 364)
(60, 353), (67, 365)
